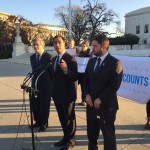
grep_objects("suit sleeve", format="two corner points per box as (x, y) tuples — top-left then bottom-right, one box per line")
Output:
(83, 60), (91, 97)
(30, 55), (34, 70)
(47, 55), (53, 80)
(65, 56), (78, 81)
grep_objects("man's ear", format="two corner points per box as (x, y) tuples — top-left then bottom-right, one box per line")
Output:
(102, 40), (109, 49)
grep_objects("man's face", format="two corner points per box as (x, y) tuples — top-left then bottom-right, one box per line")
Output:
(53, 37), (65, 54)
(33, 40), (44, 54)
(91, 40), (102, 56)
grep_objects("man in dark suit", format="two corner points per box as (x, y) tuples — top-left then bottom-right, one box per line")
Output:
(52, 35), (78, 150)
(30, 37), (53, 132)
(84, 34), (123, 150)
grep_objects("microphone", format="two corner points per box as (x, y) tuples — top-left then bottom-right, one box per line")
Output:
(32, 62), (52, 75)
(32, 65), (45, 75)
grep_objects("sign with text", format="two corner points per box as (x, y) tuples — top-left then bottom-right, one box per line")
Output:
(114, 55), (150, 104)
(66, 48), (76, 57)
(76, 55), (150, 104)
(76, 57), (89, 73)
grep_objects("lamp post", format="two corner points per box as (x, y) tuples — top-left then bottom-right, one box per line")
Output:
(69, 0), (72, 40)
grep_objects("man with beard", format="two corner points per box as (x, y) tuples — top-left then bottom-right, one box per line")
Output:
(84, 34), (123, 150)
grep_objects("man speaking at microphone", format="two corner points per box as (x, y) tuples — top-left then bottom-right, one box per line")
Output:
(30, 37), (53, 132)
(52, 35), (78, 150)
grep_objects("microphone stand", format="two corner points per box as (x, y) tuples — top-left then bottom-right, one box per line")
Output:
(21, 73), (36, 150)
(20, 61), (52, 150)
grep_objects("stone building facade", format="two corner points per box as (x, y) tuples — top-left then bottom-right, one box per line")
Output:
(0, 11), (68, 39)
(36, 24), (68, 38)
(0, 11), (68, 57)
(0, 11), (12, 21)
(125, 6), (150, 44)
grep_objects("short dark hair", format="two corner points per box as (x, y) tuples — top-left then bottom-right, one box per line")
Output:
(94, 34), (109, 45)
(94, 34), (110, 50)
(53, 35), (65, 42)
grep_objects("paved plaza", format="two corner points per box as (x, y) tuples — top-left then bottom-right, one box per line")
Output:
(0, 59), (150, 150)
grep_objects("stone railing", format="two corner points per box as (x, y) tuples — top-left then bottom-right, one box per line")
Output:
(12, 43), (150, 58)
(109, 49), (150, 57)
(109, 44), (150, 57)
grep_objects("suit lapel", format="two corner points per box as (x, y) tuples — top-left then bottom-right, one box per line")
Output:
(52, 56), (56, 69)
(33, 54), (37, 69)
(38, 51), (46, 65)
(53, 52), (67, 74)
(52, 56), (57, 73)
(89, 58), (97, 81)
(92, 57), (97, 73)
(56, 52), (67, 72)
(93, 54), (110, 78)
(61, 52), (67, 60)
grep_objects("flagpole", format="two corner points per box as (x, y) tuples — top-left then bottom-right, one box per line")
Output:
(69, 0), (72, 39)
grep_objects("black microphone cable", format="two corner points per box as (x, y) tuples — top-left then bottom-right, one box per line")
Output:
(11, 75), (43, 150)
(11, 88), (30, 150)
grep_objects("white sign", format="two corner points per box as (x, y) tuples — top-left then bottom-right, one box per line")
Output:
(66, 48), (76, 57)
(114, 55), (150, 104)
(76, 57), (89, 73)
(76, 55), (150, 104)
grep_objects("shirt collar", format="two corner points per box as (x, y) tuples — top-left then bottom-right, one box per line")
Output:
(99, 52), (108, 62)
(36, 50), (44, 59)
(36, 50), (44, 56)
(57, 50), (66, 60)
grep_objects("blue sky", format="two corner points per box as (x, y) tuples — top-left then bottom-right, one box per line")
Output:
(0, 0), (150, 33)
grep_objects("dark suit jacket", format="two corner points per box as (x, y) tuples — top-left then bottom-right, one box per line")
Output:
(30, 51), (53, 94)
(84, 53), (123, 112)
(52, 52), (78, 104)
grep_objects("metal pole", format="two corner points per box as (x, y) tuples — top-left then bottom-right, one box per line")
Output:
(29, 92), (35, 150)
(69, 0), (72, 40)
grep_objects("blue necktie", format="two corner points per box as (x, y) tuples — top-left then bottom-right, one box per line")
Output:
(54, 55), (59, 71)
(36, 54), (40, 65)
(94, 58), (101, 73)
